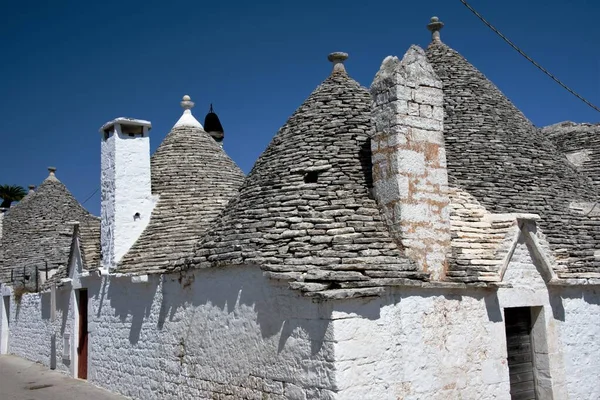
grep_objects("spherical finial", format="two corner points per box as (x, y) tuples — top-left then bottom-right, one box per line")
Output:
(180, 95), (195, 110)
(427, 16), (444, 43)
(328, 52), (348, 74)
(48, 167), (56, 176)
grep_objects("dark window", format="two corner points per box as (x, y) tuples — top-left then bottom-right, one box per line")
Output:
(304, 171), (319, 183)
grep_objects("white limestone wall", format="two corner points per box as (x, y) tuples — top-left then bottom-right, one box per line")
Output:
(0, 208), (6, 240)
(101, 124), (156, 269)
(331, 239), (598, 399)
(100, 131), (116, 270)
(554, 287), (600, 400)
(88, 266), (337, 400)
(4, 289), (74, 375)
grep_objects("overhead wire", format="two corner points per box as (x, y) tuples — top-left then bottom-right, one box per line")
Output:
(458, 0), (600, 113)
(82, 187), (99, 205)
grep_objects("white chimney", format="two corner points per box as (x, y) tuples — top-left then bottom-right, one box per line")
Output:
(99, 117), (157, 270)
(0, 208), (6, 241)
(370, 45), (450, 280)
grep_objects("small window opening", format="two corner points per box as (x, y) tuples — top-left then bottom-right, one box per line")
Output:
(304, 171), (319, 183)
(133, 212), (141, 221)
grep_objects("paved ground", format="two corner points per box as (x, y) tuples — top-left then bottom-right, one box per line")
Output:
(0, 355), (126, 400)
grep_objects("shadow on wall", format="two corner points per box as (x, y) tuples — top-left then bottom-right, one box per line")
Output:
(105, 277), (159, 345)
(98, 266), (347, 353)
(548, 286), (600, 322)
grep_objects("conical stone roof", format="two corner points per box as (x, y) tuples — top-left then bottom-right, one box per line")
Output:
(426, 41), (600, 274)
(118, 101), (245, 274)
(543, 121), (600, 189)
(0, 170), (100, 283)
(181, 54), (420, 298)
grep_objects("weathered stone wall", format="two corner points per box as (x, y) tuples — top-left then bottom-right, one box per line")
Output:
(370, 45), (450, 280)
(88, 266), (337, 399)
(0, 208), (6, 241)
(331, 240), (599, 399)
(553, 286), (600, 400)
(4, 289), (74, 375)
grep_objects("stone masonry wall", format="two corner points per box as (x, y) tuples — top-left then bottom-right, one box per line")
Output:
(88, 266), (337, 400)
(331, 239), (599, 399)
(370, 45), (450, 280)
(5, 289), (74, 375)
(0, 208), (5, 241)
(554, 286), (600, 400)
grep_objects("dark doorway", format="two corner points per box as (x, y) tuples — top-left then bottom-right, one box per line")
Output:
(504, 307), (536, 400)
(77, 289), (88, 380)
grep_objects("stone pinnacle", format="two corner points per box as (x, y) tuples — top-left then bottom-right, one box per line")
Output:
(328, 52), (348, 75)
(427, 16), (444, 43)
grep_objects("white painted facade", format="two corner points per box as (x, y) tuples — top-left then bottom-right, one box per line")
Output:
(2, 236), (599, 399)
(100, 118), (157, 269)
(329, 230), (598, 400)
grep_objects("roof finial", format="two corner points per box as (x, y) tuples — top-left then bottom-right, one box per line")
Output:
(328, 52), (349, 75)
(48, 166), (56, 176)
(28, 185), (35, 193)
(173, 95), (203, 129)
(181, 95), (195, 110)
(427, 16), (444, 43)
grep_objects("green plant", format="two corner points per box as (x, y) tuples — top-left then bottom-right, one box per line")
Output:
(0, 185), (27, 208)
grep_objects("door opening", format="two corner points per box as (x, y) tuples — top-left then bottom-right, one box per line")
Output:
(504, 307), (537, 400)
(77, 289), (88, 380)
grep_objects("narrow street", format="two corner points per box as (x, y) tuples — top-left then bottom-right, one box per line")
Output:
(0, 355), (126, 400)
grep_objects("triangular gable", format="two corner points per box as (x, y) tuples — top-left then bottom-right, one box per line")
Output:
(499, 216), (557, 286)
(67, 223), (84, 281)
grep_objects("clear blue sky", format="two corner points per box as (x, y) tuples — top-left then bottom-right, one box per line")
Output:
(1, 0), (598, 215)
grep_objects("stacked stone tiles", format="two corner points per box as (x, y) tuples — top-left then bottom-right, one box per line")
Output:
(0, 172), (100, 285)
(447, 187), (518, 282)
(41, 221), (102, 289)
(179, 57), (424, 299)
(426, 41), (600, 275)
(543, 121), (600, 189)
(118, 125), (245, 274)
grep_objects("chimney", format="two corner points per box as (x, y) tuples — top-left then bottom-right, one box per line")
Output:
(370, 44), (450, 280)
(99, 117), (157, 270)
(0, 207), (6, 241)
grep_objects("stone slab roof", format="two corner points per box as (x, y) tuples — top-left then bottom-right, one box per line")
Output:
(41, 220), (101, 290)
(543, 121), (600, 189)
(426, 41), (600, 274)
(118, 125), (245, 274)
(177, 59), (425, 299)
(0, 172), (99, 284)
(447, 187), (521, 282)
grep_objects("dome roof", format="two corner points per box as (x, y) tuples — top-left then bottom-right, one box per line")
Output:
(183, 54), (419, 298)
(426, 41), (600, 273)
(118, 106), (245, 274)
(0, 169), (99, 283)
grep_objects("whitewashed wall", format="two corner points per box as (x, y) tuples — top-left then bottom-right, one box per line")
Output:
(330, 239), (600, 400)
(4, 289), (74, 374)
(88, 266), (337, 400)
(555, 287), (600, 400)
(2, 246), (598, 399)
